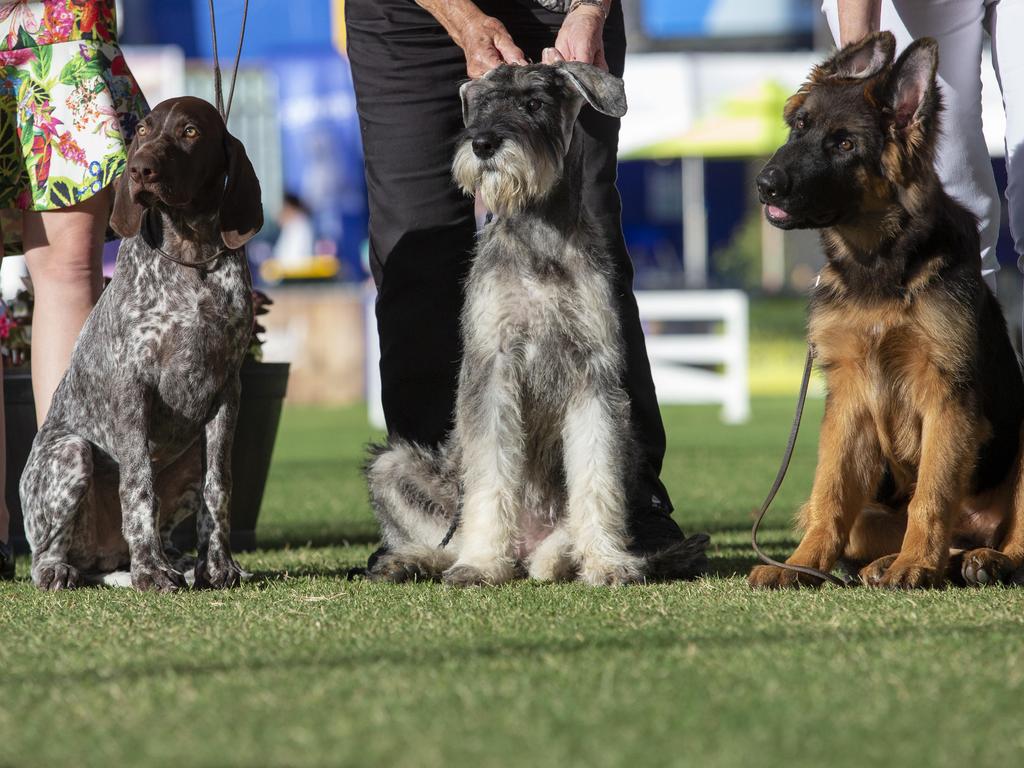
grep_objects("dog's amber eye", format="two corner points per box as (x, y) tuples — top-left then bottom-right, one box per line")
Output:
(136, 124), (148, 136)
(794, 117), (806, 131)
(183, 126), (199, 138)
(839, 138), (854, 152)
(526, 98), (543, 113)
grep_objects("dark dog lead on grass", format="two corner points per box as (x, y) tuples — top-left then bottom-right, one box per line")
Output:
(750, 32), (1024, 590)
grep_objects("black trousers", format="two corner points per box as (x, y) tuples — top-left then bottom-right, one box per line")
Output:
(346, 0), (682, 543)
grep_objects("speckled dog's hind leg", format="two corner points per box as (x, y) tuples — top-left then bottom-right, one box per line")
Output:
(21, 430), (94, 590)
(118, 392), (187, 592)
(194, 381), (245, 589)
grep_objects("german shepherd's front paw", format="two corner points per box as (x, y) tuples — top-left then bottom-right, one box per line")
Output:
(858, 554), (898, 587)
(961, 548), (1016, 586)
(748, 564), (823, 589)
(870, 556), (943, 590)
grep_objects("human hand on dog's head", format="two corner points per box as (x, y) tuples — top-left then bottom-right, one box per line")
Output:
(110, 96), (263, 250)
(545, 1), (608, 72)
(451, 11), (527, 78)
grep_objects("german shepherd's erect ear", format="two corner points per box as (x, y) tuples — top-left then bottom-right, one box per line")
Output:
(884, 38), (940, 132)
(784, 32), (896, 121)
(822, 31), (896, 80)
(879, 37), (940, 186)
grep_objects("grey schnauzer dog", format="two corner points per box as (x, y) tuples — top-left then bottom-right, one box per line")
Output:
(21, 96), (262, 591)
(365, 63), (709, 586)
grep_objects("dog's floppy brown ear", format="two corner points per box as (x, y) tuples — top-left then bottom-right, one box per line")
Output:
(110, 136), (143, 238)
(219, 132), (263, 250)
(885, 37), (939, 130)
(559, 62), (627, 118)
(823, 31), (896, 80)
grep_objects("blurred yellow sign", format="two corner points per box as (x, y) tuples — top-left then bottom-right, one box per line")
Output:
(260, 254), (342, 285)
(333, 0), (347, 53)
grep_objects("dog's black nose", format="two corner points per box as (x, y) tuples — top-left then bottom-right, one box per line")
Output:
(472, 133), (501, 159)
(129, 157), (160, 184)
(756, 165), (790, 200)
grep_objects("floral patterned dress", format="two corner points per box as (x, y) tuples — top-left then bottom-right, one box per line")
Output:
(0, 0), (148, 255)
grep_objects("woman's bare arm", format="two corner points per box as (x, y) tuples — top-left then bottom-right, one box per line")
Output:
(837, 0), (882, 45)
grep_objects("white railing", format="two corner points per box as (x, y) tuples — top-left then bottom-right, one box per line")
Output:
(365, 288), (750, 427)
(635, 290), (750, 424)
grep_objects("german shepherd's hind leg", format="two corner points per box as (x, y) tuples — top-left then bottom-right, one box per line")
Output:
(874, 404), (975, 589)
(750, 392), (881, 589)
(961, 433), (1024, 586)
(21, 431), (94, 590)
(841, 504), (907, 585)
(365, 440), (458, 583)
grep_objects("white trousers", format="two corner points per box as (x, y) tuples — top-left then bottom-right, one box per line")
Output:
(822, 0), (1024, 289)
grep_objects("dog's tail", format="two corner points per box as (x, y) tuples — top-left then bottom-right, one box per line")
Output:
(364, 438), (460, 551)
(643, 533), (711, 582)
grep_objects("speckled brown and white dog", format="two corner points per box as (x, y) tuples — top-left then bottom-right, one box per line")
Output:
(21, 96), (262, 591)
(364, 63), (708, 587)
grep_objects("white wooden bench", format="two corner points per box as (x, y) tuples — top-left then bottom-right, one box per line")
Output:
(635, 290), (750, 424)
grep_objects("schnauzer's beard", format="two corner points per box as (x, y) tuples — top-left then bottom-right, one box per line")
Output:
(452, 140), (561, 218)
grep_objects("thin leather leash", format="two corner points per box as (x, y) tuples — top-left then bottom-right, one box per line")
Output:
(750, 276), (850, 588)
(208, 0), (249, 124)
(145, 1), (250, 271)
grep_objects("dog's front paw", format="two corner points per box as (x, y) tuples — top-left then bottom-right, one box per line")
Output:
(961, 548), (1015, 587)
(748, 564), (823, 589)
(871, 556), (943, 590)
(578, 555), (645, 586)
(858, 554), (898, 587)
(194, 554), (244, 590)
(131, 561), (187, 593)
(33, 561), (81, 591)
(367, 554), (436, 584)
(442, 561), (514, 587)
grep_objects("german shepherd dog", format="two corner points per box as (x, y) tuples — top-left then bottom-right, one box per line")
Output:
(748, 32), (1024, 589)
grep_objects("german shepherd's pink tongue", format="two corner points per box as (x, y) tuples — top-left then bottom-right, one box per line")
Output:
(765, 204), (791, 223)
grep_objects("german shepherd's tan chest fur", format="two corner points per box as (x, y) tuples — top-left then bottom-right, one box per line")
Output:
(810, 269), (983, 479)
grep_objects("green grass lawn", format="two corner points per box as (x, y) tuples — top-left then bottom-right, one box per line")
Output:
(3, 395), (1024, 767)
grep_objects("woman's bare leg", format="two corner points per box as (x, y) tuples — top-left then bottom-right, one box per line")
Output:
(22, 189), (110, 424)
(0, 351), (7, 545)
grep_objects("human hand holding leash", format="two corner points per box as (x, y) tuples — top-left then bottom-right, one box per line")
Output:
(416, 0), (526, 78)
(544, 0), (610, 71)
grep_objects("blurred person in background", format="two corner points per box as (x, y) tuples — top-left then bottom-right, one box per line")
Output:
(272, 192), (316, 269)
(825, 0), (1023, 293)
(346, 0), (692, 558)
(0, 0), (147, 576)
